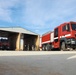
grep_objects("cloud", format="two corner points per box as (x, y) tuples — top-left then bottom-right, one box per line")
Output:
(23, 0), (51, 26)
(24, 0), (76, 23)
(0, 8), (12, 22)
(0, 0), (19, 22)
(22, 0), (76, 34)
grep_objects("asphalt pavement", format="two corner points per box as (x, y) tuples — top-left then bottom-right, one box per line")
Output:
(0, 51), (76, 75)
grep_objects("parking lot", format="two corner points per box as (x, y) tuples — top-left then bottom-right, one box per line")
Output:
(0, 51), (76, 75)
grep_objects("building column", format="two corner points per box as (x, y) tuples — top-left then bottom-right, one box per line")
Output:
(20, 34), (24, 51)
(16, 33), (21, 51)
(35, 35), (40, 51)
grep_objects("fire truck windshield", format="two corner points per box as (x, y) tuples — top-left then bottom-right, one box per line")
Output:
(0, 39), (8, 43)
(71, 24), (76, 30)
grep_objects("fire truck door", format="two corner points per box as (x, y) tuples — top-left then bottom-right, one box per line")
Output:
(54, 28), (60, 48)
(62, 24), (70, 37)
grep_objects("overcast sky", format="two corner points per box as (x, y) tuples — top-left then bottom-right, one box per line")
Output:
(0, 0), (76, 35)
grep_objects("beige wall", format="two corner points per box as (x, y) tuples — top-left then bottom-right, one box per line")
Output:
(35, 35), (40, 51)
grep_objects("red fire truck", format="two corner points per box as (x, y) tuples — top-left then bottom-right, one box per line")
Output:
(40, 21), (76, 51)
(0, 37), (10, 50)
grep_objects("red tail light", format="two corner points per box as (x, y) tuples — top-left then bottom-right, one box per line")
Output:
(0, 42), (2, 46)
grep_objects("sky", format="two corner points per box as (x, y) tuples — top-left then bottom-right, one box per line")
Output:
(0, 0), (76, 35)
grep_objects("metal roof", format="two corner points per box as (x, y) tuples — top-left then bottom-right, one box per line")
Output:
(0, 27), (38, 35)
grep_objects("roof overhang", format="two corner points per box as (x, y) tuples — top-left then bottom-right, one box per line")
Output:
(0, 27), (39, 36)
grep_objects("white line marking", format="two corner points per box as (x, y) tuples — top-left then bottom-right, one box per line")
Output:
(67, 55), (76, 60)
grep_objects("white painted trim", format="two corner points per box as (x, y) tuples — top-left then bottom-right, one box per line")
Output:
(54, 37), (58, 39)
(60, 36), (65, 38)
(60, 36), (61, 38)
(42, 40), (51, 44)
(60, 34), (71, 38)
(51, 32), (54, 42)
(65, 34), (71, 37)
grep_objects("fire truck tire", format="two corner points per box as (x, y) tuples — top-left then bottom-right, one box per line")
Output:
(42, 45), (45, 51)
(61, 42), (66, 51)
(46, 44), (51, 51)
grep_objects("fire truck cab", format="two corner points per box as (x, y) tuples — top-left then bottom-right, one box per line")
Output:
(54, 21), (76, 50)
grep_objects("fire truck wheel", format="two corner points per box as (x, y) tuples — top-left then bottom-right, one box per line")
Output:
(61, 42), (66, 51)
(42, 45), (45, 51)
(46, 44), (51, 51)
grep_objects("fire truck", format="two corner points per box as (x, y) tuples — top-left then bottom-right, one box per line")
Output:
(0, 37), (10, 50)
(40, 21), (76, 51)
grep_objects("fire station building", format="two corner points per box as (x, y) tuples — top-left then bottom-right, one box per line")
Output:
(0, 27), (40, 51)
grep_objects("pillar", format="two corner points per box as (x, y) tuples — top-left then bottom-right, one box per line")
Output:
(20, 34), (24, 51)
(35, 35), (40, 51)
(16, 33), (21, 51)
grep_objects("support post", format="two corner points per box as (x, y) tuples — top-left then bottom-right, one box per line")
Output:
(35, 35), (40, 51)
(16, 33), (21, 51)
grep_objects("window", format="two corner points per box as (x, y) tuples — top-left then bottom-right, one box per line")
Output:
(54, 28), (58, 37)
(71, 24), (76, 30)
(62, 25), (66, 31)
(62, 24), (70, 31)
